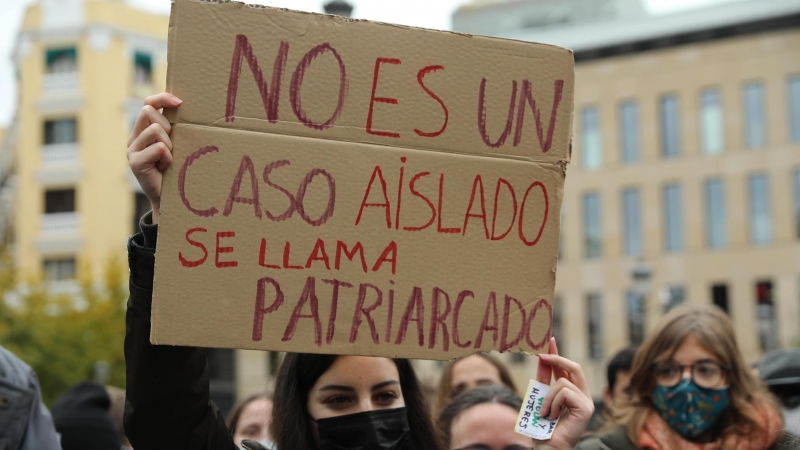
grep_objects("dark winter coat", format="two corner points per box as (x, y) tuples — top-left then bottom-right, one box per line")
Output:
(123, 212), (268, 450)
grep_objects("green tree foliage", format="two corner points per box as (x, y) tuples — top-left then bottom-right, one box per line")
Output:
(0, 254), (127, 405)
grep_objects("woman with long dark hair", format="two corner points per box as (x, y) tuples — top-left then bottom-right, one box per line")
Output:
(123, 93), (442, 450)
(271, 354), (437, 450)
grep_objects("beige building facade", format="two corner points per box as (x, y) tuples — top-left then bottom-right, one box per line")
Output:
(452, 0), (800, 395)
(2, 0), (798, 411)
(0, 0), (275, 414)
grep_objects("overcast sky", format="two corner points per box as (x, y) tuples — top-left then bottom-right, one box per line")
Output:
(0, 0), (741, 127)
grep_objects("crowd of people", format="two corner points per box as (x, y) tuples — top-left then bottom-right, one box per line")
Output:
(1, 93), (799, 449)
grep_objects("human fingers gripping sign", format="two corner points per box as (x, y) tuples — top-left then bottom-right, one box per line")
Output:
(516, 337), (594, 450)
(127, 92), (182, 223)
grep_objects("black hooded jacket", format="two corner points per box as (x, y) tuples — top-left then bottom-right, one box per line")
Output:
(123, 213), (266, 450)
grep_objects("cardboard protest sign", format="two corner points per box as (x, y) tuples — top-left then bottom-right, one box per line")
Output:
(151, 0), (574, 360)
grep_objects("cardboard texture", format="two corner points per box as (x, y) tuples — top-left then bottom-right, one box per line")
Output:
(152, 0), (574, 360)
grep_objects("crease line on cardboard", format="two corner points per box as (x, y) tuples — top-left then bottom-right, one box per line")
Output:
(178, 119), (570, 168)
(262, 11), (309, 37)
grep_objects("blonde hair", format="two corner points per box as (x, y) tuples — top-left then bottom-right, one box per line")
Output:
(613, 304), (782, 444)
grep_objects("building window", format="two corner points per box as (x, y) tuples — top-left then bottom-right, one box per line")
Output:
(586, 292), (603, 360)
(510, 352), (526, 364)
(133, 192), (150, 235)
(45, 47), (77, 74)
(712, 283), (729, 314)
(581, 106), (602, 170)
(704, 178), (726, 249)
(626, 290), (645, 346)
(659, 94), (681, 158)
(755, 280), (778, 352)
(134, 52), (153, 85)
(748, 173), (772, 245)
(558, 207), (565, 260)
(619, 100), (640, 163)
(552, 295), (563, 352)
(794, 169), (800, 239)
(267, 352), (282, 377)
(663, 183), (684, 252)
(700, 88), (724, 154)
(743, 82), (766, 148)
(662, 285), (686, 313)
(622, 188), (642, 256)
(790, 76), (800, 142)
(44, 119), (77, 145)
(45, 189), (76, 214)
(207, 348), (236, 418)
(582, 192), (602, 258)
(43, 257), (76, 281)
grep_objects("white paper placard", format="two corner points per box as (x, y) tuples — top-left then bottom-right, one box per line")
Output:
(515, 379), (560, 440)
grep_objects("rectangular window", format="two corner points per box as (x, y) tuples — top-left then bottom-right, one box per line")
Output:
(552, 295), (563, 353)
(660, 94), (681, 158)
(790, 76), (800, 142)
(582, 192), (602, 258)
(664, 285), (686, 313)
(558, 208), (565, 260)
(619, 100), (640, 163)
(626, 290), (645, 345)
(133, 192), (150, 235)
(587, 292), (603, 360)
(704, 178), (727, 248)
(581, 106), (602, 170)
(267, 352), (282, 377)
(700, 88), (724, 154)
(45, 189), (76, 214)
(134, 52), (153, 84)
(748, 173), (772, 245)
(794, 169), (800, 239)
(44, 118), (77, 145)
(743, 82), (766, 148)
(45, 47), (77, 73)
(755, 280), (778, 352)
(43, 257), (76, 281)
(712, 283), (729, 314)
(622, 188), (642, 256)
(208, 348), (236, 418)
(663, 183), (684, 252)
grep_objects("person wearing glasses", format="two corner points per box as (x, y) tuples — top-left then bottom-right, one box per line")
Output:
(438, 338), (595, 450)
(577, 304), (792, 450)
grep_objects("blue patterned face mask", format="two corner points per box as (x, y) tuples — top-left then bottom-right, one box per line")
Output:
(652, 378), (729, 439)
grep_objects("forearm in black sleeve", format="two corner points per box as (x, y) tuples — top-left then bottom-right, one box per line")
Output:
(123, 212), (236, 450)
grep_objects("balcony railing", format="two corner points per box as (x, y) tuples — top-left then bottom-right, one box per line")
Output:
(41, 212), (79, 235)
(42, 143), (79, 165)
(43, 72), (80, 95)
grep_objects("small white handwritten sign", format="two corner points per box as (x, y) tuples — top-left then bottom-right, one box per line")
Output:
(515, 379), (560, 440)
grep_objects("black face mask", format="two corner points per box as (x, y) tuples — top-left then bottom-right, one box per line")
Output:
(315, 407), (411, 450)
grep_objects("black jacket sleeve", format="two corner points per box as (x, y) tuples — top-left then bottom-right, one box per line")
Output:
(123, 212), (237, 450)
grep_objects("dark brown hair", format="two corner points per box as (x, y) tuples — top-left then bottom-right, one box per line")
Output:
(269, 353), (442, 450)
(434, 353), (517, 418)
(437, 385), (524, 449)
